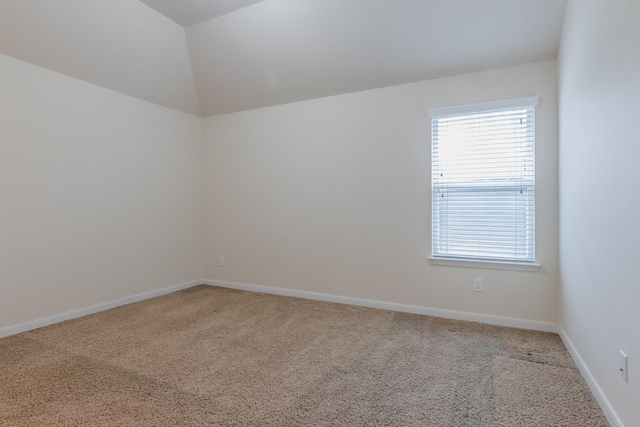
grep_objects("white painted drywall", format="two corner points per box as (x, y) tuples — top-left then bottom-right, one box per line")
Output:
(0, 54), (203, 329)
(558, 0), (640, 424)
(0, 0), (200, 115)
(203, 60), (559, 323)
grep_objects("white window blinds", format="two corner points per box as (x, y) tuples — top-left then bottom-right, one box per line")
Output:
(429, 97), (537, 263)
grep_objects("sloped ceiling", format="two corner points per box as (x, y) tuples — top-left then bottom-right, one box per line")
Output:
(187, 0), (567, 116)
(0, 0), (567, 117)
(139, 0), (265, 27)
(0, 0), (201, 115)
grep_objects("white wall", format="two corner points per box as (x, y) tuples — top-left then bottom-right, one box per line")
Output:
(558, 1), (640, 425)
(203, 60), (559, 324)
(0, 54), (203, 329)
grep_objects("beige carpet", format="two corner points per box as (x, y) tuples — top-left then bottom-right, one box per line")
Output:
(0, 285), (608, 426)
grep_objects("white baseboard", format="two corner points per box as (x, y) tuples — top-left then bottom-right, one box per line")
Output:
(0, 279), (203, 339)
(203, 279), (558, 333)
(558, 327), (623, 427)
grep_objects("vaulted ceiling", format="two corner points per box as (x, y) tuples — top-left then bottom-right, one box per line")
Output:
(139, 0), (265, 27)
(0, 0), (567, 117)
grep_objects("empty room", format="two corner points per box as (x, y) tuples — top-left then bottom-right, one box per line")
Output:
(0, 0), (637, 425)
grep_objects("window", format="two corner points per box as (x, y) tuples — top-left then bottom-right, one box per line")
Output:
(428, 97), (538, 265)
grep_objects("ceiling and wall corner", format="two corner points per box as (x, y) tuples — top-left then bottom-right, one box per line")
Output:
(185, 0), (568, 116)
(0, 0), (201, 115)
(0, 0), (567, 117)
(139, 0), (266, 27)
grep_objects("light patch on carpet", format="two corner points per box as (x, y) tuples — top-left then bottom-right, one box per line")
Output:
(495, 355), (608, 426)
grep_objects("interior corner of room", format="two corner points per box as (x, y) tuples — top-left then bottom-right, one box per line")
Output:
(0, 0), (637, 426)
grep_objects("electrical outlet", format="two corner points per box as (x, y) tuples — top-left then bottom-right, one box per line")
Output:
(219, 256), (225, 266)
(473, 278), (483, 292)
(619, 350), (628, 382)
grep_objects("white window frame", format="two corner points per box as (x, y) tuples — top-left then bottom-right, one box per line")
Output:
(427, 97), (541, 272)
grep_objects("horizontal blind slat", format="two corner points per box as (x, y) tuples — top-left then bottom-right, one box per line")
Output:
(431, 103), (535, 262)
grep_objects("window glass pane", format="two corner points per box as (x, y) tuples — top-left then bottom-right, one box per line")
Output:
(431, 104), (535, 262)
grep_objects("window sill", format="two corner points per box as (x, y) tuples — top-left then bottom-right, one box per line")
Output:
(427, 257), (541, 272)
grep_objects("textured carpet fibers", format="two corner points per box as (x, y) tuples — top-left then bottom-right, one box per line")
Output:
(0, 285), (607, 426)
